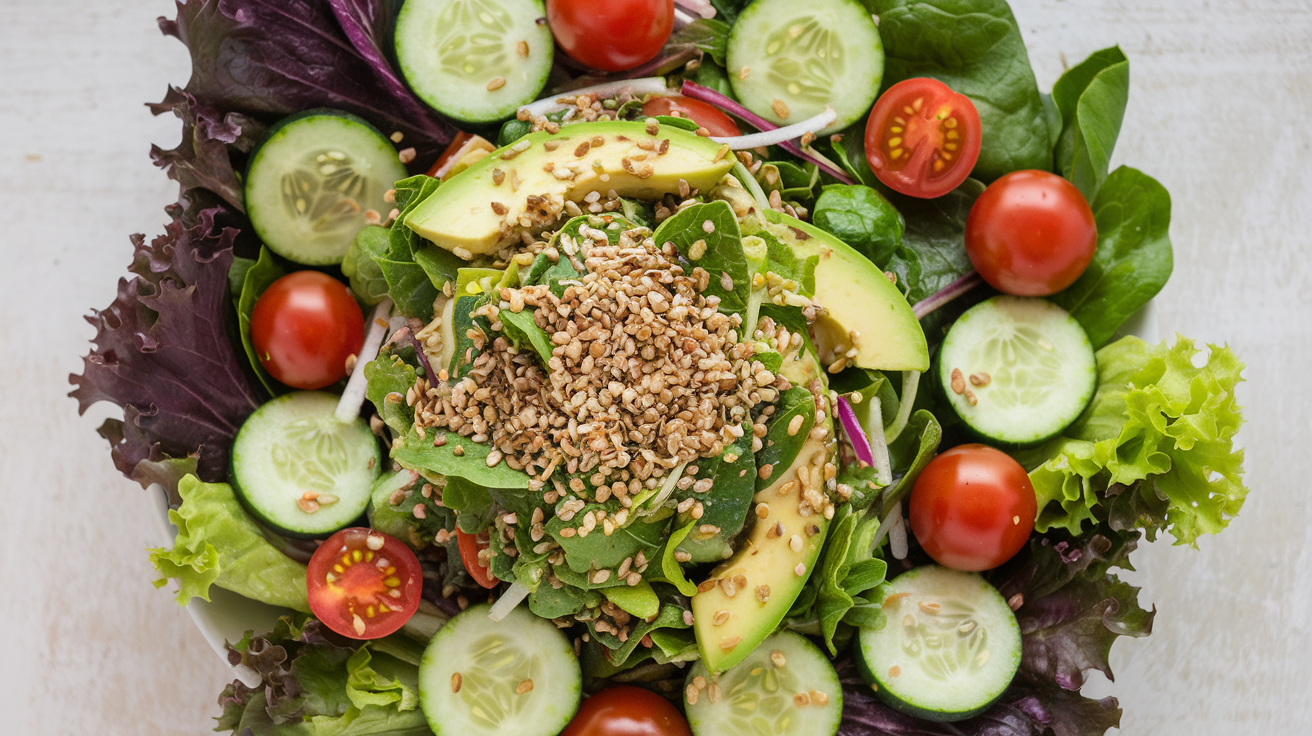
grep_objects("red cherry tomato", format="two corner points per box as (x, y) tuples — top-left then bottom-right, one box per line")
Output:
(561, 686), (693, 736)
(250, 271), (364, 390)
(456, 529), (499, 589)
(307, 528), (423, 639)
(908, 444), (1037, 572)
(964, 170), (1098, 296)
(426, 131), (495, 180)
(546, 0), (674, 72)
(864, 78), (982, 198)
(641, 96), (741, 137)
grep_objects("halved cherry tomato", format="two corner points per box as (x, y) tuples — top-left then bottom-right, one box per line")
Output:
(908, 444), (1037, 572)
(426, 131), (496, 181)
(561, 686), (693, 736)
(546, 0), (674, 72)
(456, 528), (499, 589)
(864, 78), (982, 198)
(307, 528), (423, 639)
(250, 271), (364, 390)
(641, 96), (741, 138)
(964, 169), (1098, 296)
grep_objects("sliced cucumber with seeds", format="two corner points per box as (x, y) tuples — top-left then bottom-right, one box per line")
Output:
(727, 0), (883, 134)
(395, 0), (554, 124)
(245, 110), (407, 266)
(855, 565), (1021, 722)
(418, 604), (581, 736)
(231, 391), (381, 537)
(685, 630), (842, 736)
(938, 296), (1097, 445)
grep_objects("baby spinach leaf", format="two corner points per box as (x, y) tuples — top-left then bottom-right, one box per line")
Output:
(380, 175), (445, 319)
(363, 348), (417, 434)
(1052, 47), (1130, 203)
(233, 245), (287, 396)
(530, 581), (594, 619)
(886, 179), (987, 304)
(812, 185), (906, 275)
(652, 200), (749, 314)
(548, 512), (669, 575)
(392, 429), (534, 490)
(586, 595), (691, 667)
(441, 476), (497, 533)
(677, 435), (757, 561)
(497, 308), (556, 366)
(755, 387), (816, 491)
(651, 522), (699, 597)
(1051, 166), (1172, 347)
(880, 409), (943, 517)
(447, 293), (491, 379)
(603, 580), (661, 619)
(870, 0), (1054, 180)
(756, 230), (818, 297)
(342, 224), (391, 305)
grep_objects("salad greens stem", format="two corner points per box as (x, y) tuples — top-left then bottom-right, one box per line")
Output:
(911, 271), (984, 320)
(883, 371), (921, 444)
(732, 161), (772, 214)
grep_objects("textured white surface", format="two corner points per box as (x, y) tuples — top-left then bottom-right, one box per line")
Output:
(1, 0), (1308, 734)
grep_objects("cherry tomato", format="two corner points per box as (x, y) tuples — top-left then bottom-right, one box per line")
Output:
(546, 0), (674, 72)
(250, 271), (364, 390)
(908, 444), (1037, 572)
(307, 528), (423, 639)
(864, 78), (982, 198)
(456, 529), (499, 589)
(641, 96), (741, 137)
(426, 131), (495, 180)
(964, 169), (1098, 296)
(561, 686), (693, 736)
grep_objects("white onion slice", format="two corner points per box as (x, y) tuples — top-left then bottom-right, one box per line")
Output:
(891, 514), (909, 560)
(866, 397), (893, 487)
(488, 582), (531, 622)
(519, 78), (671, 118)
(674, 0), (716, 19)
(870, 500), (902, 554)
(709, 107), (838, 150)
(336, 298), (394, 424)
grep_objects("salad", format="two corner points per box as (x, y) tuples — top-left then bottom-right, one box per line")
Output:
(70, 1), (1249, 735)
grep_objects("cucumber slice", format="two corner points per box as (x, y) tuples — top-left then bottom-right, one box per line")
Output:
(230, 391), (382, 537)
(245, 110), (407, 266)
(395, 0), (554, 124)
(938, 296), (1097, 445)
(855, 565), (1021, 722)
(418, 604), (582, 736)
(686, 631), (842, 736)
(727, 0), (883, 135)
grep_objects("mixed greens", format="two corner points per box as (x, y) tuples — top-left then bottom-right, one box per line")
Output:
(70, 1), (1248, 735)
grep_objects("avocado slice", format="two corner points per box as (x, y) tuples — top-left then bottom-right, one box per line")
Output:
(405, 121), (735, 257)
(762, 210), (929, 373)
(692, 436), (833, 674)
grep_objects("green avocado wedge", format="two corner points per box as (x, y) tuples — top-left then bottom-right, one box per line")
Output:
(763, 210), (929, 373)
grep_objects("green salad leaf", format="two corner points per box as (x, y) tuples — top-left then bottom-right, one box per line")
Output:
(1052, 47), (1130, 203)
(149, 475), (308, 611)
(342, 225), (392, 306)
(652, 200), (749, 314)
(497, 308), (556, 366)
(394, 429), (534, 490)
(811, 185), (906, 281)
(377, 175), (449, 320)
(232, 245), (288, 396)
(1021, 336), (1247, 546)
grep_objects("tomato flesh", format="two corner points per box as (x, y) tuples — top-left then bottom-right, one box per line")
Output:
(546, 0), (674, 72)
(641, 96), (741, 138)
(908, 444), (1037, 572)
(456, 529), (499, 589)
(964, 169), (1098, 296)
(561, 686), (693, 736)
(250, 271), (364, 390)
(865, 78), (982, 198)
(426, 131), (496, 181)
(307, 528), (423, 639)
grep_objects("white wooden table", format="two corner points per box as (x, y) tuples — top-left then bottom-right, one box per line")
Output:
(2, 0), (1308, 733)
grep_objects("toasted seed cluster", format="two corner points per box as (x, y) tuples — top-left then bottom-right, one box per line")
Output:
(413, 230), (788, 510)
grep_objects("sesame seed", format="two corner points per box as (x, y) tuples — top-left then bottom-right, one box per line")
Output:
(389, 131), (404, 143)
(487, 77), (507, 91)
(793, 693), (810, 707)
(516, 40), (530, 57)
(771, 99), (791, 119)
(889, 666), (901, 678)
(789, 535), (803, 552)
(713, 609), (731, 626)
(451, 672), (463, 693)
(719, 636), (741, 651)
(787, 414), (804, 436)
(770, 650), (786, 668)
(398, 147), (416, 164)
(970, 371), (991, 386)
(794, 562), (806, 576)
(810, 690), (830, 706)
(516, 679), (534, 694)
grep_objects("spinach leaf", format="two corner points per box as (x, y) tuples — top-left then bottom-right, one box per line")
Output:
(755, 231), (818, 297)
(812, 184), (907, 278)
(651, 522), (699, 596)
(870, 0), (1054, 180)
(668, 19), (730, 66)
(548, 512), (669, 575)
(652, 200), (749, 314)
(442, 476), (497, 533)
(233, 245), (287, 396)
(379, 175), (446, 319)
(498, 308), (556, 366)
(886, 179), (986, 303)
(530, 581), (595, 619)
(1051, 166), (1172, 347)
(880, 409), (943, 517)
(392, 428), (534, 489)
(585, 595), (691, 668)
(676, 435), (757, 560)
(342, 224), (391, 305)
(755, 387), (816, 491)
(364, 348), (417, 434)
(710, 0), (750, 24)
(447, 293), (492, 379)
(1052, 47), (1130, 203)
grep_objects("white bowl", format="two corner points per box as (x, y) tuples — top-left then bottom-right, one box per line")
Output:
(153, 300), (1160, 686)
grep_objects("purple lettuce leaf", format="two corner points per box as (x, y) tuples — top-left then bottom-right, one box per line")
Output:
(147, 86), (266, 213)
(159, 0), (454, 165)
(838, 659), (1122, 736)
(70, 206), (260, 486)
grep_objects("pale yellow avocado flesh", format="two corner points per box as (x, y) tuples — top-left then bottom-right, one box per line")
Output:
(692, 437), (832, 674)
(405, 121), (735, 256)
(764, 210), (930, 373)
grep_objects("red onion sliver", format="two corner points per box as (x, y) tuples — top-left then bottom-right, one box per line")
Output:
(836, 396), (876, 467)
(912, 271), (984, 320)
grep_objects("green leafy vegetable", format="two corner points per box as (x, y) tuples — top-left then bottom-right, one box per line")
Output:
(651, 200), (749, 314)
(879, 409), (943, 516)
(651, 522), (699, 596)
(870, 0), (1055, 180)
(234, 245), (288, 396)
(393, 428), (534, 490)
(668, 18), (730, 66)
(149, 475), (308, 611)
(755, 387), (816, 490)
(1022, 336), (1247, 546)
(549, 511), (669, 575)
(1052, 47), (1130, 202)
(363, 348), (417, 434)
(811, 185), (906, 275)
(497, 308), (556, 366)
(1051, 166), (1173, 347)
(886, 179), (986, 304)
(377, 175), (448, 320)
(342, 225), (392, 306)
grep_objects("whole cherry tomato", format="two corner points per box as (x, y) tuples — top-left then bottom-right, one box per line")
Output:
(964, 170), (1098, 296)
(546, 0), (674, 72)
(251, 271), (364, 390)
(561, 686), (693, 736)
(908, 444), (1038, 571)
